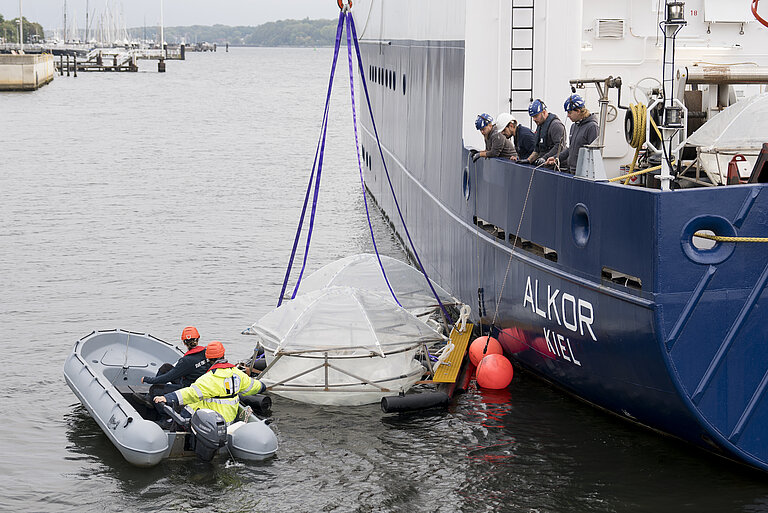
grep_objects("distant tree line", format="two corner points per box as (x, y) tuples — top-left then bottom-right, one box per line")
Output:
(133, 18), (338, 47)
(0, 14), (44, 43)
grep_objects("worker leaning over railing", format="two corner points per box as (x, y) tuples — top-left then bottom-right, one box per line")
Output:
(526, 99), (566, 165)
(470, 113), (517, 162)
(546, 94), (599, 174)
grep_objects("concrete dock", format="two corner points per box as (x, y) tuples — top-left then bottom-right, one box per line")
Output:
(0, 54), (55, 91)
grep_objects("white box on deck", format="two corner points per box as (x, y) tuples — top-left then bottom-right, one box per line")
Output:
(704, 0), (753, 23)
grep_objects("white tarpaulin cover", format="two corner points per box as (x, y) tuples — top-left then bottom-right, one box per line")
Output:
(297, 253), (457, 315)
(687, 92), (768, 152)
(251, 286), (446, 354)
(245, 286), (447, 405)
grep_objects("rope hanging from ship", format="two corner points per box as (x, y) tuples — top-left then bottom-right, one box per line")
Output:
(277, 5), (454, 325)
(478, 123), (566, 335)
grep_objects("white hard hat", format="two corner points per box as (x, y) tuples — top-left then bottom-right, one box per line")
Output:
(495, 112), (516, 131)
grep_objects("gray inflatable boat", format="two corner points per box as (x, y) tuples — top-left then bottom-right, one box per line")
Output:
(64, 329), (278, 467)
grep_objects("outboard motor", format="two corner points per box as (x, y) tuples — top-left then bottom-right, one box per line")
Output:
(190, 408), (228, 461)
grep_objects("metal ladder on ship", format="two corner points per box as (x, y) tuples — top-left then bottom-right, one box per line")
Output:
(509, 1), (535, 127)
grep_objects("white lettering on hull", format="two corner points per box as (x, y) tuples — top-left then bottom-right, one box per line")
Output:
(542, 328), (582, 366)
(524, 276), (593, 367)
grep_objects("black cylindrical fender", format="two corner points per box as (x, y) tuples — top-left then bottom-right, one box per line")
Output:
(240, 393), (272, 416)
(380, 392), (450, 413)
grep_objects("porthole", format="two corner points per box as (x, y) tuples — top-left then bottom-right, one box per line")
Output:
(462, 166), (471, 201)
(571, 203), (590, 248)
(681, 215), (736, 264)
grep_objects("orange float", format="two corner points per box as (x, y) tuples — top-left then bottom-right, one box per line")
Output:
(476, 354), (514, 389)
(469, 336), (502, 366)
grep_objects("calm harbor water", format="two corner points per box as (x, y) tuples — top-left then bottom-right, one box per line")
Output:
(3, 47), (768, 513)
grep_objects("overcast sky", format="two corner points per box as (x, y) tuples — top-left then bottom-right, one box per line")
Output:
(0, 1), (339, 29)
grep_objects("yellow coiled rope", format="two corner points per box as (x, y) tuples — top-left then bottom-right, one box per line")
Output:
(610, 104), (667, 184)
(615, 106), (768, 243)
(693, 232), (768, 243)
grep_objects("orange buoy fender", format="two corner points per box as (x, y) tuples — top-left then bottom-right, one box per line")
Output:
(469, 336), (502, 366)
(476, 354), (514, 389)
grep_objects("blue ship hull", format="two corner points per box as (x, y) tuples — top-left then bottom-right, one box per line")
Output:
(358, 38), (768, 471)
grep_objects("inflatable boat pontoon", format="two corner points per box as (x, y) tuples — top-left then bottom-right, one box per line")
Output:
(63, 329), (278, 467)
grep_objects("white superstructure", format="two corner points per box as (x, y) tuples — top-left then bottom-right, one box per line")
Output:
(355, 0), (768, 176)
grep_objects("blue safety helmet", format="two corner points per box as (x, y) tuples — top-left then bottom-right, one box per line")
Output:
(528, 99), (546, 117)
(564, 94), (586, 112)
(475, 113), (493, 130)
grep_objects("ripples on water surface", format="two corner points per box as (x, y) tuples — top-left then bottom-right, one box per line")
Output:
(2, 48), (768, 512)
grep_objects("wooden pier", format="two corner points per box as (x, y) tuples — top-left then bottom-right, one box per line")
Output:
(53, 45), (185, 74)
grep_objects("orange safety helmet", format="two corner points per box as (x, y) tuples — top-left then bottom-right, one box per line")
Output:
(206, 341), (225, 359)
(181, 326), (200, 342)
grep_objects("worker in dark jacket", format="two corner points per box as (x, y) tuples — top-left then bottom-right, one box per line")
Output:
(496, 112), (536, 162)
(154, 341), (265, 424)
(143, 326), (212, 397)
(526, 99), (566, 165)
(471, 113), (517, 162)
(546, 94), (599, 173)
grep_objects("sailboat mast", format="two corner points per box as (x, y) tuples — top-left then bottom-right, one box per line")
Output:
(159, 0), (164, 49)
(18, 0), (23, 50)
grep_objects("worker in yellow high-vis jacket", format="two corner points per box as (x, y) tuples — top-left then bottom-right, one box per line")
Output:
(153, 341), (265, 424)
